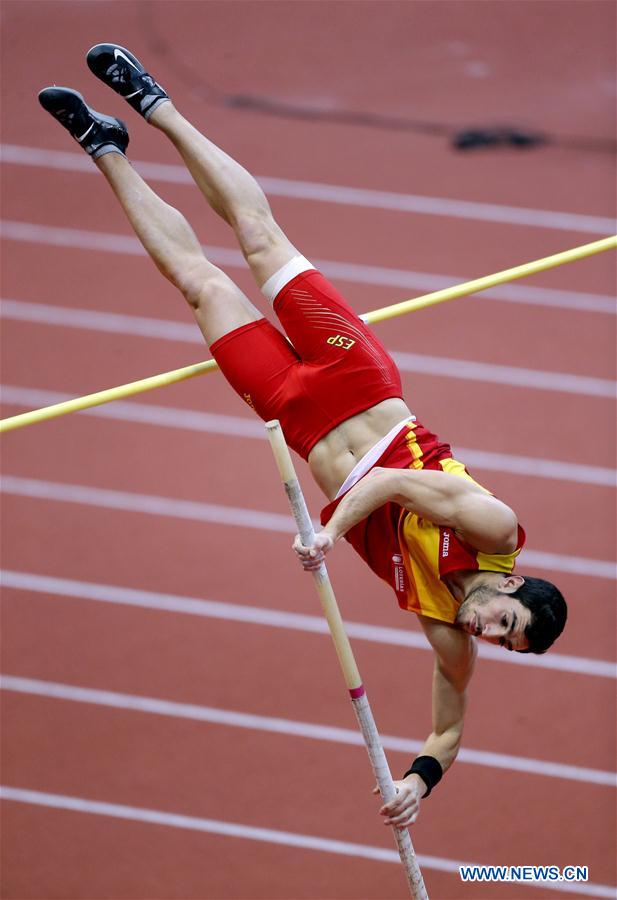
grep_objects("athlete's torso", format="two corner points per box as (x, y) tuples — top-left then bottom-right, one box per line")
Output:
(320, 419), (525, 624)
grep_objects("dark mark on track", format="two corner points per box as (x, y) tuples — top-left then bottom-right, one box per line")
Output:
(142, 3), (616, 156)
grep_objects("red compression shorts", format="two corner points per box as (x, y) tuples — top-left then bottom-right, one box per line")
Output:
(209, 268), (403, 460)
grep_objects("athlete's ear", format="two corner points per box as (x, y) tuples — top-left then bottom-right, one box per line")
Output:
(498, 575), (525, 594)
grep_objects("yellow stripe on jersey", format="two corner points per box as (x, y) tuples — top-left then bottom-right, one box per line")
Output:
(405, 425), (425, 470)
(476, 547), (522, 573)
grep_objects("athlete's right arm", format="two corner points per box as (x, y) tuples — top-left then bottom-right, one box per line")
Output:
(292, 467), (399, 569)
(415, 616), (476, 773)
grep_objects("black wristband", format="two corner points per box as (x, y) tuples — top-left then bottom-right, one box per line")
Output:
(402, 755), (443, 798)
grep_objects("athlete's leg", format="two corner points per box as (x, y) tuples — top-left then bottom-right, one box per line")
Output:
(38, 84), (260, 345)
(38, 83), (306, 442)
(85, 42), (301, 289)
(148, 102), (299, 289)
(96, 153), (306, 431)
(95, 152), (261, 347)
(122, 107), (403, 448)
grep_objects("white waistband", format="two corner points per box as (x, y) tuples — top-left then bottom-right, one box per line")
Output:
(335, 416), (416, 499)
(260, 255), (314, 305)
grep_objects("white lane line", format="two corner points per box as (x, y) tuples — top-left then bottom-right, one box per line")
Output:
(1, 299), (202, 343)
(2, 476), (615, 580)
(455, 449), (615, 488)
(1, 474), (292, 531)
(322, 259), (616, 315)
(0, 787), (614, 898)
(2, 675), (614, 787)
(2, 384), (614, 488)
(1, 570), (614, 679)
(3, 142), (616, 236)
(391, 350), (615, 398)
(2, 298), (615, 398)
(2, 220), (615, 316)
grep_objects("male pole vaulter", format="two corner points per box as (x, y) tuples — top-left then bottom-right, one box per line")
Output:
(39, 43), (567, 830)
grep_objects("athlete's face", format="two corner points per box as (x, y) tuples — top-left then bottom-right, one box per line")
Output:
(455, 584), (532, 652)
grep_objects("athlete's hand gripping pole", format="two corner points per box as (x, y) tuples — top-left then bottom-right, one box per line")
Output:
(265, 420), (428, 900)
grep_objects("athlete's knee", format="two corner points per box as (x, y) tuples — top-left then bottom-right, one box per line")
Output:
(156, 251), (203, 297)
(178, 261), (237, 312)
(232, 209), (283, 259)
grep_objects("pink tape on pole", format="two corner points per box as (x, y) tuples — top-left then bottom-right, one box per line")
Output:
(349, 684), (366, 699)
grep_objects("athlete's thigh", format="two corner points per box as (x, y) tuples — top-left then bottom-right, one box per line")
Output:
(188, 263), (263, 348)
(209, 316), (300, 425)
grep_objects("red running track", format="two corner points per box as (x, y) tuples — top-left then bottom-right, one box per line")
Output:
(1, 2), (616, 898)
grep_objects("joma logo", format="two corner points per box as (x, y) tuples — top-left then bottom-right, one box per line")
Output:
(326, 334), (356, 350)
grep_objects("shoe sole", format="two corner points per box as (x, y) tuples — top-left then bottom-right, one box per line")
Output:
(38, 86), (129, 157)
(86, 42), (169, 120)
(39, 86), (126, 130)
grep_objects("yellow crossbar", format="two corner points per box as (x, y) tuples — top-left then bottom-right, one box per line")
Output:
(363, 235), (617, 324)
(1, 235), (615, 434)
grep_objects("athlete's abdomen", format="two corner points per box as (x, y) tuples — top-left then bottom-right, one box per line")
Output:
(308, 398), (414, 499)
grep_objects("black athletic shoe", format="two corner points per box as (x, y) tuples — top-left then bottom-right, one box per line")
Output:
(38, 87), (129, 157)
(86, 43), (169, 120)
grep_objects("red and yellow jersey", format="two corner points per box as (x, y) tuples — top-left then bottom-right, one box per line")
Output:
(320, 420), (526, 624)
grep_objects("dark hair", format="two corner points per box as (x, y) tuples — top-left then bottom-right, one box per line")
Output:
(513, 576), (567, 654)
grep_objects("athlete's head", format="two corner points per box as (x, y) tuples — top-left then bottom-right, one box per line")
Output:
(455, 574), (567, 653)
(510, 575), (568, 653)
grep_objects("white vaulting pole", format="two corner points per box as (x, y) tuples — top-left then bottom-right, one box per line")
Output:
(265, 420), (428, 900)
